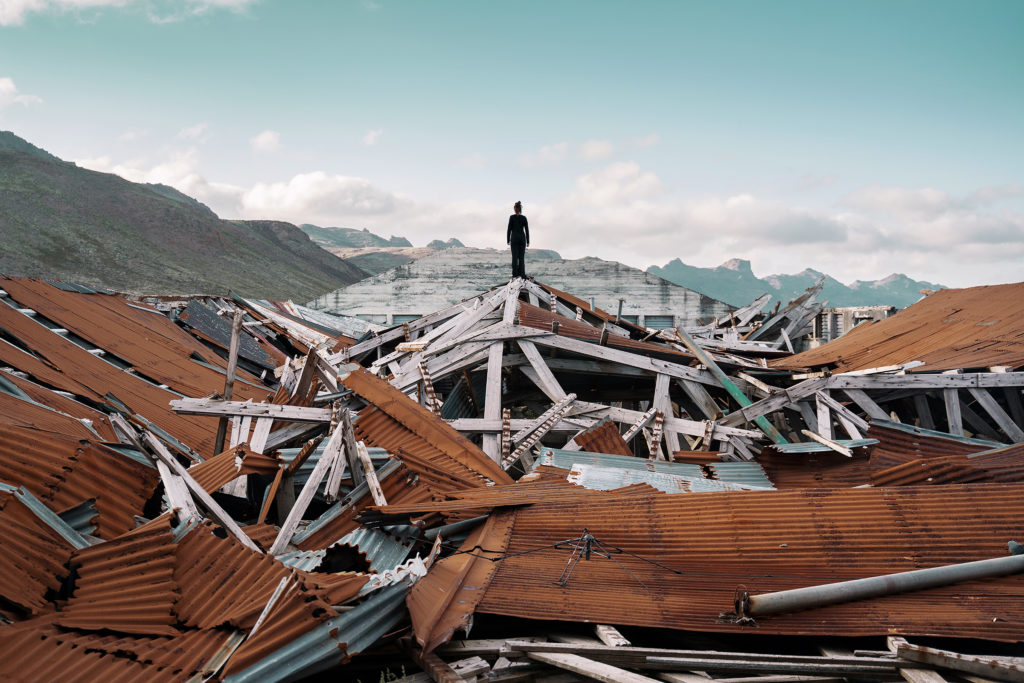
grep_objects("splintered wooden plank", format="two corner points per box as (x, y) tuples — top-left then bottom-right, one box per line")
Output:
(842, 388), (889, 420)
(519, 339), (567, 401)
(968, 387), (1024, 442)
(482, 342), (505, 462)
(527, 651), (661, 683)
(654, 373), (682, 453)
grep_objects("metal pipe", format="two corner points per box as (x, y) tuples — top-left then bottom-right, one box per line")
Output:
(737, 547), (1024, 617)
(424, 515), (488, 540)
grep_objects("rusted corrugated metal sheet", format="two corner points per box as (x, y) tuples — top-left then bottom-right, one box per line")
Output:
(0, 424), (158, 539)
(408, 510), (517, 653)
(756, 448), (876, 488)
(867, 420), (998, 469)
(2, 372), (117, 441)
(573, 417), (633, 456)
(0, 284), (266, 456)
(518, 301), (695, 361)
(0, 488), (73, 615)
(0, 615), (233, 681)
(187, 445), (280, 494)
(0, 619), (160, 682)
(772, 282), (1024, 372)
(455, 484), (1024, 642)
(60, 515), (179, 635)
(2, 277), (266, 395)
(870, 456), (994, 486)
(340, 364), (512, 485)
(0, 390), (100, 440)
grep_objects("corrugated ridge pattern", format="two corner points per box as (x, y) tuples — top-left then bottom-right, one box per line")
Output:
(187, 445), (280, 494)
(355, 407), (490, 490)
(0, 490), (73, 615)
(870, 456), (994, 486)
(3, 372), (117, 440)
(59, 515), (179, 635)
(2, 277), (265, 395)
(0, 294), (238, 455)
(0, 390), (98, 440)
(573, 418), (634, 456)
(868, 422), (992, 466)
(772, 282), (1024, 372)
(518, 301), (694, 361)
(0, 424), (158, 539)
(342, 365), (512, 485)
(0, 622), (159, 682)
(476, 484), (1024, 641)
(0, 618), (230, 680)
(221, 575), (340, 677)
(756, 448), (876, 488)
(174, 521), (294, 629)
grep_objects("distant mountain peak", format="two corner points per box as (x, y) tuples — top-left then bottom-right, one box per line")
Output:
(427, 237), (465, 249)
(719, 258), (753, 273)
(0, 130), (65, 164)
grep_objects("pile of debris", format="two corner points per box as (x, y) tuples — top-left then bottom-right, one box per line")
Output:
(1, 273), (1023, 682)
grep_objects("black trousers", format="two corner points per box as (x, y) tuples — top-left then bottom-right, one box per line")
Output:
(510, 238), (527, 278)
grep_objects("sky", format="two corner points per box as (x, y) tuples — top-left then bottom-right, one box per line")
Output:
(1, 0), (1022, 288)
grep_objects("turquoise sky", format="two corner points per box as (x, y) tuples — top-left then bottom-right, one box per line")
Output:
(1, 0), (1022, 287)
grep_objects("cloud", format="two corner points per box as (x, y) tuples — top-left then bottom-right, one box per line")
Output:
(569, 162), (663, 206)
(118, 128), (149, 142)
(0, 0), (257, 26)
(454, 152), (485, 170)
(249, 129), (280, 152)
(518, 141), (568, 168)
(579, 139), (613, 161)
(241, 172), (406, 223)
(0, 76), (42, 110)
(362, 128), (383, 146)
(634, 133), (660, 148)
(176, 122), (210, 141)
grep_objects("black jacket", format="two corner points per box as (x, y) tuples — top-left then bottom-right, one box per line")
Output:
(507, 214), (529, 245)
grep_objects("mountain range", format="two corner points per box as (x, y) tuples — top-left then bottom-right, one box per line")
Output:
(0, 131), (365, 300)
(647, 257), (945, 309)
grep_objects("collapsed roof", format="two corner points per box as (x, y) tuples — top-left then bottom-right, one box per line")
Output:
(1, 273), (1023, 681)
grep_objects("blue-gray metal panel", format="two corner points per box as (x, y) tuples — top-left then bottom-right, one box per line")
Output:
(276, 549), (327, 572)
(535, 448), (705, 478)
(567, 464), (761, 493)
(333, 525), (417, 574)
(224, 582), (411, 682)
(102, 443), (157, 469)
(769, 439), (879, 453)
(708, 462), (775, 489)
(871, 418), (1001, 449)
(57, 499), (99, 536)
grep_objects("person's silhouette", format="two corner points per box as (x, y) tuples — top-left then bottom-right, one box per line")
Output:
(507, 200), (529, 279)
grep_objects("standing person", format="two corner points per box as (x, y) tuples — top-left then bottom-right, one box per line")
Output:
(507, 200), (530, 279)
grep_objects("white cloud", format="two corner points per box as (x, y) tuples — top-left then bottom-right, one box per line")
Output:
(176, 122), (210, 141)
(0, 0), (257, 26)
(118, 128), (149, 142)
(0, 76), (42, 110)
(579, 139), (614, 161)
(362, 128), (383, 146)
(241, 171), (406, 224)
(634, 133), (660, 148)
(518, 141), (568, 168)
(249, 129), (280, 152)
(569, 162), (663, 206)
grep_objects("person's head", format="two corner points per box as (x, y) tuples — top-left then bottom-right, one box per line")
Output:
(514, 201), (522, 214)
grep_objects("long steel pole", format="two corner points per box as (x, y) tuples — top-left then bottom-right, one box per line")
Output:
(738, 548), (1024, 617)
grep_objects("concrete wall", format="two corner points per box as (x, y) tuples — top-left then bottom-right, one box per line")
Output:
(307, 248), (735, 329)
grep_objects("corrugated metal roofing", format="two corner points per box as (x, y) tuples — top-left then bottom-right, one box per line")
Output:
(707, 461), (776, 489)
(59, 514), (179, 635)
(187, 444), (280, 494)
(457, 484), (1024, 642)
(572, 417), (634, 456)
(0, 487), (74, 615)
(0, 424), (158, 539)
(340, 364), (512, 485)
(1, 371), (117, 441)
(772, 282), (1024, 372)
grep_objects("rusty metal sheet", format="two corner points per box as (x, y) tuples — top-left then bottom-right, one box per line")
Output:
(772, 282), (1024, 372)
(408, 509), (517, 653)
(0, 488), (73, 615)
(59, 515), (179, 635)
(187, 445), (279, 494)
(470, 484), (1024, 642)
(340, 364), (512, 485)
(0, 424), (158, 539)
(2, 277), (267, 395)
(1, 371), (117, 441)
(573, 417), (634, 456)
(517, 300), (695, 361)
